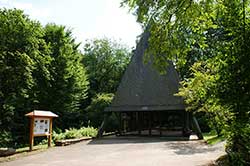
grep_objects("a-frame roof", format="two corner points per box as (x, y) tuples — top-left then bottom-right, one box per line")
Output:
(105, 32), (185, 112)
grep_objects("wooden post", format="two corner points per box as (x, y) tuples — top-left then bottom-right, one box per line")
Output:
(186, 111), (190, 130)
(113, 112), (122, 135)
(149, 112), (152, 136)
(159, 112), (162, 137)
(121, 113), (124, 134)
(192, 115), (203, 139)
(128, 112), (132, 132)
(138, 112), (141, 135)
(182, 111), (191, 136)
(132, 112), (136, 131)
(119, 113), (123, 135)
(123, 113), (127, 133)
(97, 114), (107, 138)
(29, 117), (34, 151)
(48, 118), (53, 147)
(182, 111), (186, 136)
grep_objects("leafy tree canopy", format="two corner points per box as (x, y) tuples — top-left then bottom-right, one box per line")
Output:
(0, 9), (89, 146)
(83, 38), (131, 96)
(0, 8), (49, 145)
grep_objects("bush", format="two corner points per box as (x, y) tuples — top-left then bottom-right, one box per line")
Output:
(53, 127), (98, 141)
(226, 123), (250, 165)
(0, 131), (13, 148)
(86, 93), (114, 128)
(64, 128), (82, 139)
(79, 127), (98, 137)
(53, 132), (65, 141)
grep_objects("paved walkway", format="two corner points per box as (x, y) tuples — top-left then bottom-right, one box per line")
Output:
(1, 136), (225, 166)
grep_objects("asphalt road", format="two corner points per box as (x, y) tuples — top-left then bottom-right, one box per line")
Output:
(1, 136), (225, 166)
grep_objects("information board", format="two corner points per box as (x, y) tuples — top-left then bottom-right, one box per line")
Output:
(34, 118), (50, 135)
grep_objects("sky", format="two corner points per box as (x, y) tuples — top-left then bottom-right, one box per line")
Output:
(0, 0), (142, 49)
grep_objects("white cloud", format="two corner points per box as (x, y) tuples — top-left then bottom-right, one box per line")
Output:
(29, 8), (50, 18)
(90, 0), (142, 48)
(0, 0), (32, 9)
(0, 0), (10, 4)
(0, 0), (51, 19)
(12, 2), (33, 10)
(0, 0), (11, 8)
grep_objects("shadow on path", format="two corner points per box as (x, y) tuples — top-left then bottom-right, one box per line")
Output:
(87, 136), (224, 156)
(88, 136), (191, 145)
(166, 142), (222, 155)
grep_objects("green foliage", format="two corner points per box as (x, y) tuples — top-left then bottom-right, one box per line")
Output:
(225, 123), (250, 165)
(53, 127), (97, 141)
(86, 93), (115, 129)
(83, 38), (131, 96)
(52, 132), (65, 142)
(64, 128), (82, 139)
(0, 131), (13, 147)
(177, 61), (233, 135)
(40, 24), (89, 129)
(0, 9), (89, 147)
(0, 8), (48, 146)
(79, 127), (98, 137)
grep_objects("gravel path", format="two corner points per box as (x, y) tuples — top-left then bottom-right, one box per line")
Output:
(1, 136), (226, 166)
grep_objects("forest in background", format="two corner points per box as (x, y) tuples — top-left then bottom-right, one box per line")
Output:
(0, 8), (131, 148)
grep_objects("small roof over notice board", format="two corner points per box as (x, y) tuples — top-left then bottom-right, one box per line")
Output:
(25, 110), (58, 118)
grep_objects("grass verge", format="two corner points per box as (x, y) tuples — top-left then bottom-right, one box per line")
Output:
(203, 131), (225, 145)
(0, 144), (53, 163)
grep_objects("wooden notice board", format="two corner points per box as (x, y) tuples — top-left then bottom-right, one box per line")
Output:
(25, 110), (58, 151)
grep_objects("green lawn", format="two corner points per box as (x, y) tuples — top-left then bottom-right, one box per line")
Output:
(203, 131), (225, 145)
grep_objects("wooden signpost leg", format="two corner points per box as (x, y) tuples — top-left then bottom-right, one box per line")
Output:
(48, 118), (53, 147)
(29, 117), (34, 151)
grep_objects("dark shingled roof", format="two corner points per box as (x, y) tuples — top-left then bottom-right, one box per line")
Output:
(105, 32), (185, 112)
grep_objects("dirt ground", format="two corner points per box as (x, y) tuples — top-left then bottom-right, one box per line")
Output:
(1, 136), (225, 166)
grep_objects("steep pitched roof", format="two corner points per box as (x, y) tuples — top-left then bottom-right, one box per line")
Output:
(105, 32), (185, 112)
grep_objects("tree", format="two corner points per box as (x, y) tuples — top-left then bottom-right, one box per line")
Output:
(123, 0), (250, 164)
(82, 39), (131, 130)
(177, 61), (232, 136)
(0, 9), (89, 147)
(86, 93), (116, 130)
(83, 38), (131, 98)
(0, 8), (50, 146)
(42, 24), (89, 129)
